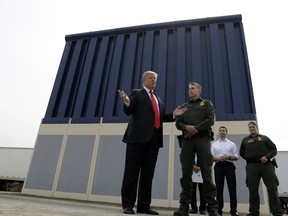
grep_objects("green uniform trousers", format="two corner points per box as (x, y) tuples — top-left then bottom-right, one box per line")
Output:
(179, 135), (218, 212)
(246, 162), (282, 215)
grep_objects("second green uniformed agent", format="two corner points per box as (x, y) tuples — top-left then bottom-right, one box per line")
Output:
(174, 82), (220, 216)
(240, 121), (282, 216)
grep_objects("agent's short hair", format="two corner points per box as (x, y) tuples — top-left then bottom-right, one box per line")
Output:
(219, 126), (228, 132)
(188, 82), (202, 92)
(248, 121), (258, 128)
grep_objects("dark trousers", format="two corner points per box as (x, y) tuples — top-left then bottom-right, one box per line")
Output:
(214, 161), (237, 214)
(246, 162), (282, 216)
(121, 129), (160, 210)
(179, 136), (218, 213)
(191, 182), (206, 211)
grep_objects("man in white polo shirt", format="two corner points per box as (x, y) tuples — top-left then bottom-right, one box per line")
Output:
(211, 126), (239, 216)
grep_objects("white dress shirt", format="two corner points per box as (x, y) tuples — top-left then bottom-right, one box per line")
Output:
(211, 138), (238, 163)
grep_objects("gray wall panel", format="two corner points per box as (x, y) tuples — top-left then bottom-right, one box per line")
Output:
(91, 136), (125, 196)
(152, 135), (169, 199)
(92, 135), (169, 199)
(56, 135), (95, 193)
(173, 136), (182, 200)
(25, 135), (63, 190)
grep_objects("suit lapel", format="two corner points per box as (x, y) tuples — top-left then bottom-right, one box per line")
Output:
(141, 88), (156, 112)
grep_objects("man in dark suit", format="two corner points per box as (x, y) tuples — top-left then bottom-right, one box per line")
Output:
(118, 70), (186, 215)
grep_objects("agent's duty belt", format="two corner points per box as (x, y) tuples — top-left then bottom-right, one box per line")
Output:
(247, 159), (271, 164)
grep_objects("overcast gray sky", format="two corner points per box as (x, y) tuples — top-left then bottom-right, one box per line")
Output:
(1, 0), (287, 150)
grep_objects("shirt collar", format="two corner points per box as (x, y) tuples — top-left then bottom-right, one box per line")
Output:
(219, 138), (228, 142)
(189, 97), (203, 103)
(143, 86), (151, 94)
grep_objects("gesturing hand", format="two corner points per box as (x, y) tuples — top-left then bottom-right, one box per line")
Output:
(118, 90), (130, 104)
(173, 106), (188, 117)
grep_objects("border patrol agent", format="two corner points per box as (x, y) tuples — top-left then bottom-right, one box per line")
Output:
(240, 121), (282, 216)
(174, 82), (219, 216)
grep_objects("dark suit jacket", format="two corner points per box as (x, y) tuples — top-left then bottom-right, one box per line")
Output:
(122, 88), (174, 147)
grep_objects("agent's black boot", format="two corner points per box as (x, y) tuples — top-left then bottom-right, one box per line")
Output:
(174, 204), (189, 216)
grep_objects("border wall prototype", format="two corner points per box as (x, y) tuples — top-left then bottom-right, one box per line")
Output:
(22, 15), (272, 214)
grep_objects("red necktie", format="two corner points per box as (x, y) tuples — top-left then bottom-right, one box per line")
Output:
(149, 90), (160, 129)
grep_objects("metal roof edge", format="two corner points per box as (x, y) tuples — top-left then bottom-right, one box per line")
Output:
(65, 14), (242, 41)
(0, 147), (33, 150)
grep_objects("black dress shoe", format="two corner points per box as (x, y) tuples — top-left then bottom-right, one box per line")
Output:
(208, 209), (221, 216)
(200, 209), (206, 215)
(173, 208), (189, 216)
(189, 208), (198, 214)
(137, 208), (159, 215)
(123, 208), (135, 214)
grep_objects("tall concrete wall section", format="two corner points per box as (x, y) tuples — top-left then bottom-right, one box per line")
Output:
(0, 147), (33, 181)
(22, 15), (273, 214)
(275, 151), (288, 193)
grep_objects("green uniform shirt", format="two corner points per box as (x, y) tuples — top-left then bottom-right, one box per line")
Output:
(175, 98), (215, 133)
(240, 134), (277, 161)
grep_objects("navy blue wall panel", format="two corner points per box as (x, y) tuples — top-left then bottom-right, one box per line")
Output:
(43, 14), (256, 123)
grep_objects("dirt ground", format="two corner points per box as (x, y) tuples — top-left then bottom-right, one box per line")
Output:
(0, 192), (175, 216)
(0, 192), (254, 216)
